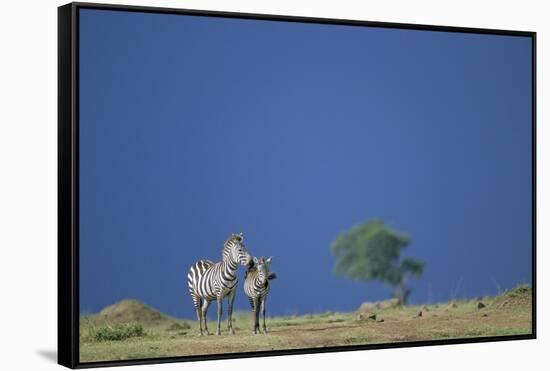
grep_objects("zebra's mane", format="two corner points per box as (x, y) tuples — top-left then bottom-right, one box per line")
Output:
(224, 233), (243, 246)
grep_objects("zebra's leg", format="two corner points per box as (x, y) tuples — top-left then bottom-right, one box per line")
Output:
(227, 288), (236, 335)
(192, 294), (203, 336)
(216, 295), (223, 336)
(249, 297), (256, 334)
(201, 299), (211, 335)
(261, 296), (268, 334)
(253, 297), (260, 334)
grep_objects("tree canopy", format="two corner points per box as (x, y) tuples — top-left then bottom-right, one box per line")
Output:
(331, 219), (424, 304)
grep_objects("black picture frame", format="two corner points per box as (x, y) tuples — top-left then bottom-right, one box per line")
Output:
(58, 2), (537, 369)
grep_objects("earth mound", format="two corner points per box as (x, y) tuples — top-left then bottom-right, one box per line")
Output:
(491, 285), (532, 309)
(99, 299), (169, 324)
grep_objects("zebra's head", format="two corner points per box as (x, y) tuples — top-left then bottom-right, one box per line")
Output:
(223, 232), (251, 267)
(253, 256), (272, 281)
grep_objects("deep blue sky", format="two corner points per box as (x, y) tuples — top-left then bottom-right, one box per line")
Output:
(79, 9), (532, 318)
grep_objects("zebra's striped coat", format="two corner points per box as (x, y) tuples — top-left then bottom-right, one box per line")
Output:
(187, 233), (251, 336)
(244, 256), (276, 334)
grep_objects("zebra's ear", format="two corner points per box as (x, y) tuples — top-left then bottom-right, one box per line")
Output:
(253, 256), (259, 264)
(266, 256), (273, 264)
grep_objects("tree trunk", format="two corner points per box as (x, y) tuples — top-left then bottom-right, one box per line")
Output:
(392, 282), (411, 305)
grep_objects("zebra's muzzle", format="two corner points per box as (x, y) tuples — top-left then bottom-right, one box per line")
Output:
(240, 255), (252, 267)
(247, 259), (254, 269)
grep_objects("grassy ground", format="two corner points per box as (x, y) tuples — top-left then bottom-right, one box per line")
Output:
(79, 285), (532, 363)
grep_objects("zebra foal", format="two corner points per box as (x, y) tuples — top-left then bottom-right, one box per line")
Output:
(244, 256), (276, 334)
(187, 233), (252, 336)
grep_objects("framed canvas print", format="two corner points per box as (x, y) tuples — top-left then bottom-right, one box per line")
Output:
(58, 2), (536, 368)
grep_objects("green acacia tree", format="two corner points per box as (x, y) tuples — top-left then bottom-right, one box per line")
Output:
(331, 219), (424, 305)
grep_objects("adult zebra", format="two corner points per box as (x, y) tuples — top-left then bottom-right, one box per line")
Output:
(244, 256), (276, 334)
(187, 233), (252, 336)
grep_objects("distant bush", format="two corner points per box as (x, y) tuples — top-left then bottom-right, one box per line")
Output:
(166, 321), (191, 332)
(91, 323), (145, 342)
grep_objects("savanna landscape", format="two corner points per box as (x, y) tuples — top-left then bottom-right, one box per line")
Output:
(79, 285), (532, 362)
(77, 10), (534, 366)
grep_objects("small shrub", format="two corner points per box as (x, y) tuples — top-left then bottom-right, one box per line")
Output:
(166, 321), (191, 332)
(91, 323), (145, 342)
